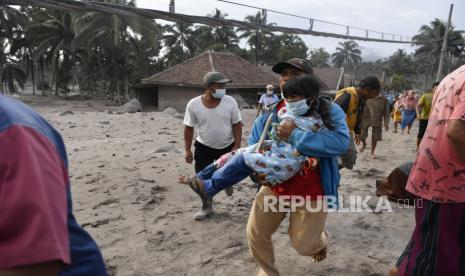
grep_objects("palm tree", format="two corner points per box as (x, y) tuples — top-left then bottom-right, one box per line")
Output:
(272, 33), (308, 64)
(331, 40), (362, 69)
(163, 22), (197, 66)
(0, 6), (27, 95)
(74, 0), (161, 100)
(238, 11), (275, 64)
(26, 9), (76, 95)
(1, 61), (27, 94)
(310, 47), (330, 68)
(412, 18), (464, 79)
(385, 49), (415, 76)
(195, 9), (239, 52)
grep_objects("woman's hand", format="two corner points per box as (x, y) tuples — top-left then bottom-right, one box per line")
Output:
(277, 120), (297, 141)
(251, 172), (272, 187)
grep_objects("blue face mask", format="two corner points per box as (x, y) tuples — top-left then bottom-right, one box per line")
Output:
(212, 88), (226, 99)
(285, 98), (310, 116)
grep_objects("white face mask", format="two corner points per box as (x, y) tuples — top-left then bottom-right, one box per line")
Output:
(212, 88), (226, 99)
(267, 90), (273, 95)
(285, 98), (310, 116)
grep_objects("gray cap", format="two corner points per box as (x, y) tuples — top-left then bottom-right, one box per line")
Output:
(272, 58), (314, 75)
(203, 71), (232, 85)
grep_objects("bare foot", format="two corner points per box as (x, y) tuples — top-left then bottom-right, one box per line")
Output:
(388, 266), (398, 276)
(371, 153), (376, 159)
(177, 175), (190, 184)
(359, 146), (365, 153)
(312, 246), (327, 262)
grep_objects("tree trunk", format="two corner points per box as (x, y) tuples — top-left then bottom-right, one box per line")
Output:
(73, 64), (81, 94)
(39, 57), (46, 96)
(54, 55), (59, 96)
(30, 49), (36, 96)
(122, 74), (129, 101)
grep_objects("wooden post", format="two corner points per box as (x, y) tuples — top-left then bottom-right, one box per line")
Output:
(336, 67), (344, 90)
(169, 0), (175, 13)
(436, 4), (453, 82)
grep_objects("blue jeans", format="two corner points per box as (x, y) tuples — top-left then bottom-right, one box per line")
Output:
(198, 153), (252, 197)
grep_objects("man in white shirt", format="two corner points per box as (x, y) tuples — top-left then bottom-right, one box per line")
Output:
(256, 84), (279, 117)
(183, 71), (243, 220)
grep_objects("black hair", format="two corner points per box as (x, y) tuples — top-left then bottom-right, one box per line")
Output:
(432, 81), (440, 88)
(282, 75), (334, 130)
(358, 76), (381, 91)
(282, 74), (320, 99)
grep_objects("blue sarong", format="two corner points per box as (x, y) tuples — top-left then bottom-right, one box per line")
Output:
(401, 109), (416, 129)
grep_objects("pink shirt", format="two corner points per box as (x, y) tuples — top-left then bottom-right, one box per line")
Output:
(402, 96), (418, 110)
(406, 65), (465, 202)
(0, 125), (70, 268)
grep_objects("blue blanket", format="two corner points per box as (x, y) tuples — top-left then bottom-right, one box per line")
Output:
(401, 110), (416, 129)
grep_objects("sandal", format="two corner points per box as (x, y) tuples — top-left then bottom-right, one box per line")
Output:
(187, 176), (210, 202)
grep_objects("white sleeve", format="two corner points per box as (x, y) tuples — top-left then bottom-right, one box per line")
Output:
(183, 100), (197, 127)
(258, 95), (265, 104)
(230, 97), (242, 124)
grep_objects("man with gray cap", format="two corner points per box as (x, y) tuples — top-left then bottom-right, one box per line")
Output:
(183, 71), (243, 220)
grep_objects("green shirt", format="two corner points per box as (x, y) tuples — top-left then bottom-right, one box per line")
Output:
(418, 92), (433, 120)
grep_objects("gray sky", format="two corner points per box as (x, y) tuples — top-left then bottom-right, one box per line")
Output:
(137, 0), (465, 61)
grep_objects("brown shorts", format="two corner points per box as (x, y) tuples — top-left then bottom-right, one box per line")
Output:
(360, 125), (382, 142)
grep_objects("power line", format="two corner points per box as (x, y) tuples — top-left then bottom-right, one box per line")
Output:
(0, 0), (420, 44)
(218, 0), (411, 41)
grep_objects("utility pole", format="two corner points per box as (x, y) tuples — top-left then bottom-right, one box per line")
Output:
(169, 0), (175, 13)
(336, 67), (344, 90)
(436, 4), (453, 82)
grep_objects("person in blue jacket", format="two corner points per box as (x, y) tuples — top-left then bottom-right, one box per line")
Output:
(246, 58), (350, 276)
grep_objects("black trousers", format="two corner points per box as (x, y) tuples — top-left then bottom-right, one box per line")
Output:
(194, 141), (234, 173)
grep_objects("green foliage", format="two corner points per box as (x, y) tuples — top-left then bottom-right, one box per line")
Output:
(1, 4), (464, 99)
(390, 74), (411, 91)
(331, 40), (362, 69)
(412, 18), (464, 78)
(310, 48), (330, 68)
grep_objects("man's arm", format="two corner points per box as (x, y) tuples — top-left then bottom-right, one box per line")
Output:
(383, 99), (391, 128)
(256, 103), (263, 117)
(184, 126), (194, 164)
(0, 126), (70, 273)
(334, 92), (351, 113)
(447, 119), (465, 163)
(287, 103), (350, 158)
(248, 114), (266, 146)
(232, 122), (242, 150)
(417, 95), (425, 118)
(353, 101), (365, 138)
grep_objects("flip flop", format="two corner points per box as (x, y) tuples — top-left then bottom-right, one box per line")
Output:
(187, 176), (210, 202)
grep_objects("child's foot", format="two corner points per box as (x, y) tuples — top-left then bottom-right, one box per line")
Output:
(359, 146), (365, 153)
(177, 175), (209, 201)
(312, 246), (327, 262)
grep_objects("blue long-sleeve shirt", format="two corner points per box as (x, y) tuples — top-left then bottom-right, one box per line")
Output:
(248, 100), (350, 200)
